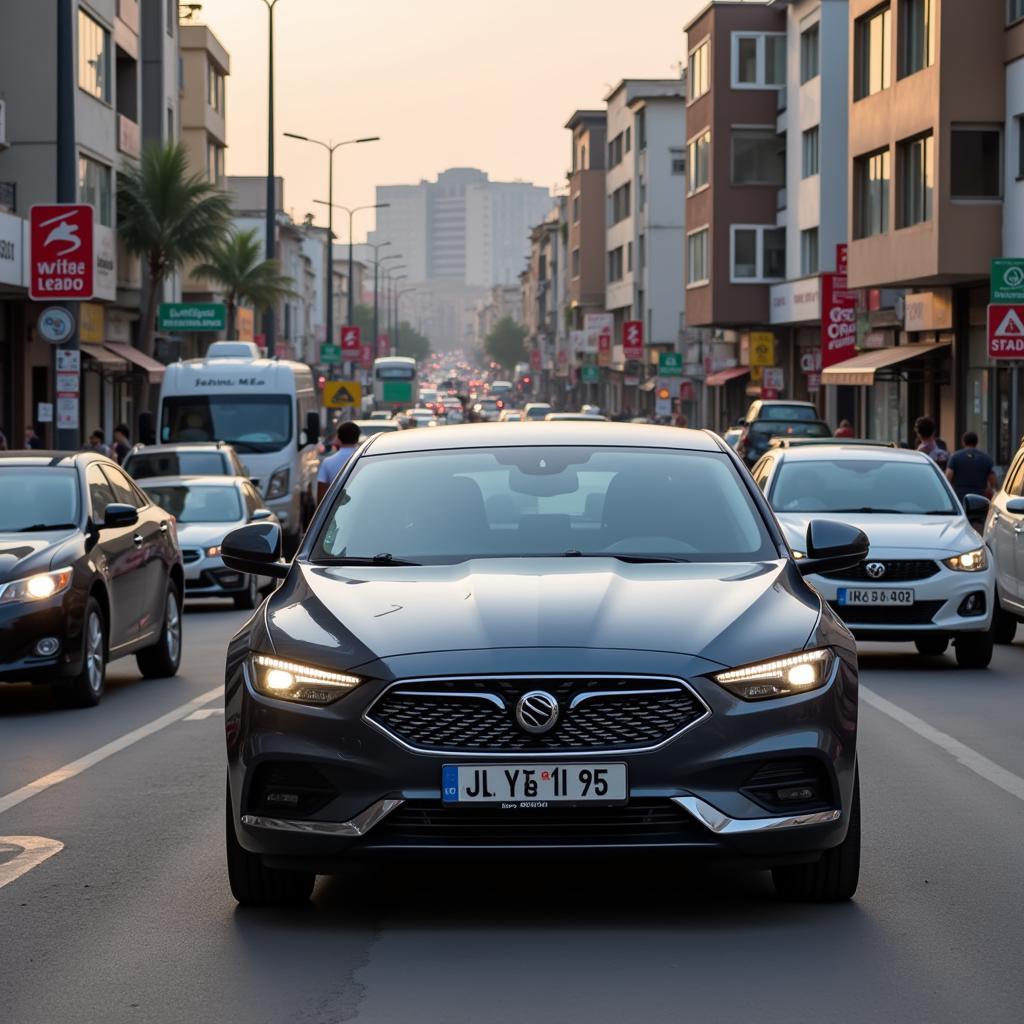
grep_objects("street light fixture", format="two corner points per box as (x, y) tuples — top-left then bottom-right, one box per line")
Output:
(258, 0), (283, 354)
(285, 134), (380, 355)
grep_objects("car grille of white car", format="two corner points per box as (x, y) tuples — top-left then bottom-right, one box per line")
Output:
(822, 559), (939, 583)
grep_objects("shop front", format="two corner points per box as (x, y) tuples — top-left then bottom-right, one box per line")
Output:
(769, 275), (823, 412)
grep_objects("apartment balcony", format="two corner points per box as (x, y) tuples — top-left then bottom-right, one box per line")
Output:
(118, 114), (141, 159)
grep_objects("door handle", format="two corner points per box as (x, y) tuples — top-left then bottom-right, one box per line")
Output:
(133, 533), (144, 545)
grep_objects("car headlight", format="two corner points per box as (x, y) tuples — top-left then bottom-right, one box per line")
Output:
(943, 548), (987, 572)
(265, 467), (290, 500)
(713, 648), (835, 702)
(249, 654), (362, 705)
(205, 545), (221, 558)
(0, 567), (74, 605)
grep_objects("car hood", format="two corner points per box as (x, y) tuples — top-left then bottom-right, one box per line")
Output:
(0, 529), (79, 583)
(175, 522), (243, 548)
(776, 511), (978, 555)
(265, 557), (821, 669)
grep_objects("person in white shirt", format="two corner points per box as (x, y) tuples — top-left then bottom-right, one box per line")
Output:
(316, 420), (361, 502)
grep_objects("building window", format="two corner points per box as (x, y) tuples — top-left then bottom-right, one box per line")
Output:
(1010, 0), (1024, 25)
(802, 126), (820, 178)
(671, 150), (686, 175)
(206, 140), (224, 183)
(687, 130), (711, 194)
(688, 39), (710, 102)
(607, 246), (624, 283)
(639, 180), (647, 208)
(898, 0), (934, 78)
(78, 155), (112, 226)
(854, 148), (891, 238)
(639, 234), (646, 271)
(636, 109), (647, 151)
(731, 225), (786, 282)
(571, 247), (581, 278)
(951, 127), (1002, 199)
(855, 5), (891, 100)
(731, 129), (784, 186)
(731, 32), (786, 89)
(687, 228), (710, 286)
(897, 132), (934, 227)
(625, 127), (631, 153)
(609, 182), (632, 224)
(167, 107), (174, 139)
(78, 10), (111, 103)
(800, 227), (819, 276)
(608, 133), (624, 168)
(571, 195), (580, 223)
(627, 241), (633, 273)
(207, 61), (225, 113)
(800, 21), (820, 83)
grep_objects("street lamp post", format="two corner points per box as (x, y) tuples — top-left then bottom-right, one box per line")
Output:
(259, 0), (282, 354)
(284, 135), (380, 357)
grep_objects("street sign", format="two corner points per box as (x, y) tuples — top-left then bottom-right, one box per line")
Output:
(56, 395), (79, 430)
(37, 402), (53, 423)
(750, 332), (775, 367)
(581, 365), (600, 383)
(158, 302), (227, 331)
(359, 343), (374, 370)
(56, 348), (80, 372)
(763, 367), (785, 390)
(658, 352), (683, 376)
(340, 325), (361, 354)
(320, 343), (342, 364)
(992, 259), (1024, 303)
(29, 204), (94, 300)
(37, 306), (75, 344)
(988, 304), (1024, 358)
(655, 383), (672, 418)
(623, 320), (644, 360)
(322, 380), (363, 409)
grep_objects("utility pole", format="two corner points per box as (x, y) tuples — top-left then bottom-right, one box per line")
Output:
(261, 0), (280, 354)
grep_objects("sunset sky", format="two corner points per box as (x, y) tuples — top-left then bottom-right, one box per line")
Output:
(192, 0), (707, 241)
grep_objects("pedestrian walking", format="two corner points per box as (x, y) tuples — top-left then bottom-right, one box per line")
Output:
(834, 419), (855, 438)
(914, 416), (948, 469)
(316, 420), (361, 502)
(88, 430), (111, 457)
(24, 426), (42, 449)
(946, 431), (997, 502)
(112, 424), (131, 465)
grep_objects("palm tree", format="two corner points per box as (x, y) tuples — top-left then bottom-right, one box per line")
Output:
(192, 228), (298, 337)
(117, 142), (232, 356)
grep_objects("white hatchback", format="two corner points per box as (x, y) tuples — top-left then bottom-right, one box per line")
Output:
(750, 443), (995, 668)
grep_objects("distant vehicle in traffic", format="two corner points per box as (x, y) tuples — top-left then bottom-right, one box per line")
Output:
(402, 408), (440, 428)
(544, 412), (609, 422)
(472, 398), (503, 422)
(122, 442), (248, 482)
(489, 380), (513, 400)
(737, 419), (832, 466)
(368, 410), (393, 421)
(0, 451), (184, 706)
(521, 402), (552, 421)
(743, 399), (821, 425)
(348, 419), (401, 439)
(722, 426), (743, 450)
(498, 409), (522, 422)
(373, 357), (419, 411)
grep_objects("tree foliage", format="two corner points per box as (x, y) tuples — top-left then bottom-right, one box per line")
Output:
(484, 317), (527, 372)
(346, 303), (431, 362)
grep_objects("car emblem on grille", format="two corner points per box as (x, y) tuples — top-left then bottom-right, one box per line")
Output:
(865, 562), (886, 579)
(515, 690), (559, 734)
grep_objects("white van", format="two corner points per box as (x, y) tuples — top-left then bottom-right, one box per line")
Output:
(156, 342), (320, 547)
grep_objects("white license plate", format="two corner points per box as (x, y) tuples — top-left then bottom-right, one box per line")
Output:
(837, 588), (915, 606)
(442, 763), (628, 805)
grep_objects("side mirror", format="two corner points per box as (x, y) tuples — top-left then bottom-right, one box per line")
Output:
(798, 520), (870, 577)
(102, 503), (138, 529)
(305, 411), (321, 447)
(250, 508), (274, 522)
(1006, 497), (1024, 515)
(962, 493), (991, 527)
(222, 522), (290, 579)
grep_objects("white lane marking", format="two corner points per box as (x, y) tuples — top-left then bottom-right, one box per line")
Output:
(0, 836), (64, 889)
(184, 707), (224, 721)
(0, 686), (222, 817)
(862, 686), (1024, 804)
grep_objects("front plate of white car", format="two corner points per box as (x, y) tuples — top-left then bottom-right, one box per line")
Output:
(838, 588), (914, 606)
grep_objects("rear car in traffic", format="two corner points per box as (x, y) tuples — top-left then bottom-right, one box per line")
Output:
(122, 442), (248, 482)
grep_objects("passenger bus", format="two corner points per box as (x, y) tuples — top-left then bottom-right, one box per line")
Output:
(373, 356), (418, 410)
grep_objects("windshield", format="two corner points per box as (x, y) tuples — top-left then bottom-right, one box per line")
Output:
(141, 483), (243, 523)
(771, 459), (958, 515)
(0, 468), (79, 531)
(375, 365), (415, 380)
(756, 405), (819, 422)
(123, 451), (227, 479)
(525, 406), (551, 419)
(750, 420), (831, 439)
(160, 396), (292, 453)
(312, 446), (776, 563)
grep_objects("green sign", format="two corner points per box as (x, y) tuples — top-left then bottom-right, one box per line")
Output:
(320, 343), (342, 364)
(158, 302), (227, 332)
(992, 259), (1024, 302)
(658, 352), (684, 376)
(581, 365), (600, 383)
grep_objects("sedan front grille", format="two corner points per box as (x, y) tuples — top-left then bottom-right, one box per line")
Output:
(365, 677), (709, 754)
(821, 559), (939, 583)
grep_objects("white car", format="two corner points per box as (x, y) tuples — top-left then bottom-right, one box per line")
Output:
(983, 440), (1024, 644)
(751, 443), (995, 668)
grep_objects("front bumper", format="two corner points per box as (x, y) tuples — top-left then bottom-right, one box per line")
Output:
(183, 553), (249, 597)
(0, 588), (87, 683)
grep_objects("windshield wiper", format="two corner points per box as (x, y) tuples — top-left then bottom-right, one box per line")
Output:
(313, 553), (422, 567)
(16, 523), (78, 532)
(562, 551), (691, 563)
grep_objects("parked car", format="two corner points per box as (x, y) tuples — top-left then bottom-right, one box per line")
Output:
(221, 423), (867, 906)
(122, 442), (247, 482)
(138, 476), (275, 609)
(983, 440), (1024, 643)
(736, 419), (832, 466)
(0, 451), (184, 706)
(751, 442), (995, 667)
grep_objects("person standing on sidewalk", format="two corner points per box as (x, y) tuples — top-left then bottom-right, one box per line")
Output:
(316, 420), (361, 502)
(946, 432), (997, 502)
(915, 416), (948, 470)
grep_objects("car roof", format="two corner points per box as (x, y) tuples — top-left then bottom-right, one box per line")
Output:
(135, 474), (244, 487)
(363, 422), (724, 454)
(767, 444), (933, 463)
(0, 450), (108, 468)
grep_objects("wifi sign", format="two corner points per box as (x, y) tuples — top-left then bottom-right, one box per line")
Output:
(623, 320), (644, 360)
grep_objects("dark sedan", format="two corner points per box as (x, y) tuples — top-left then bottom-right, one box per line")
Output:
(221, 424), (868, 906)
(0, 452), (184, 706)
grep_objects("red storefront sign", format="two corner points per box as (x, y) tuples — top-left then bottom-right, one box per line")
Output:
(821, 271), (857, 368)
(359, 343), (374, 369)
(623, 320), (644, 360)
(340, 325), (361, 354)
(29, 204), (94, 300)
(679, 380), (695, 402)
(988, 305), (1024, 358)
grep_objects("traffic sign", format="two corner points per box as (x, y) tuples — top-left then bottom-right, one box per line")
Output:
(320, 343), (342, 364)
(581, 365), (600, 383)
(623, 321), (644, 360)
(763, 367), (785, 390)
(750, 332), (775, 367)
(322, 380), (363, 408)
(37, 306), (75, 344)
(29, 204), (94, 300)
(340, 325), (361, 354)
(658, 352), (683, 376)
(988, 304), (1024, 358)
(158, 302), (227, 331)
(992, 259), (1024, 303)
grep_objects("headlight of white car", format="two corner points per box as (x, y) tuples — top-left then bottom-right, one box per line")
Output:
(0, 567), (73, 604)
(943, 548), (987, 572)
(249, 654), (362, 705)
(713, 648), (835, 702)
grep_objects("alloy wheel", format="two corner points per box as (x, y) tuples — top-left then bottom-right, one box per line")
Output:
(85, 611), (104, 693)
(166, 591), (181, 664)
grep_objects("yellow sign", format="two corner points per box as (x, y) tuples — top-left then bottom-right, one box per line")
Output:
(750, 366), (764, 384)
(750, 332), (775, 367)
(236, 307), (254, 342)
(322, 380), (362, 409)
(79, 302), (105, 343)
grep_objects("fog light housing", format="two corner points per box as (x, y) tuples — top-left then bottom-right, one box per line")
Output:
(957, 592), (987, 617)
(34, 637), (60, 657)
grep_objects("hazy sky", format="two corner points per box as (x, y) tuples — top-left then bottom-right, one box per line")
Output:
(193, 0), (706, 241)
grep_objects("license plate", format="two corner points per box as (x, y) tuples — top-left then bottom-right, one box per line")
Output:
(442, 763), (628, 805)
(837, 588), (915, 606)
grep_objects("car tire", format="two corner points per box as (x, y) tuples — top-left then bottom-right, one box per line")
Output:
(772, 769), (860, 903)
(914, 637), (948, 656)
(233, 574), (259, 611)
(954, 629), (994, 669)
(55, 597), (106, 708)
(992, 600), (1018, 645)
(136, 582), (183, 679)
(225, 782), (315, 907)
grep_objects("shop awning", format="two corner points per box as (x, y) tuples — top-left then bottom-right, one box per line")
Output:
(80, 343), (128, 370)
(820, 341), (951, 386)
(104, 343), (166, 383)
(706, 366), (750, 387)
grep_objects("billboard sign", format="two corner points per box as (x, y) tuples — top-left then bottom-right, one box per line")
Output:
(821, 271), (857, 368)
(340, 325), (361, 354)
(623, 320), (644, 360)
(29, 204), (94, 300)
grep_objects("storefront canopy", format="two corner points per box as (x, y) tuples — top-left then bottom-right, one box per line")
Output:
(80, 343), (128, 370)
(104, 343), (166, 383)
(820, 341), (951, 387)
(706, 366), (750, 387)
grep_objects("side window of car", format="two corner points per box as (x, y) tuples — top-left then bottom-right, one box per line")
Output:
(102, 466), (144, 509)
(243, 484), (261, 515)
(86, 465), (116, 522)
(1006, 453), (1024, 497)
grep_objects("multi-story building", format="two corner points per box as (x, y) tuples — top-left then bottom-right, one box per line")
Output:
(523, 201), (568, 399)
(565, 110), (607, 331)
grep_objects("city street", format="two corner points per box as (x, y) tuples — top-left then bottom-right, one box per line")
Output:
(0, 604), (1022, 1024)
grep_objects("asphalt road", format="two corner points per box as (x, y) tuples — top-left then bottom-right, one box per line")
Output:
(1, 604), (1023, 1024)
